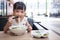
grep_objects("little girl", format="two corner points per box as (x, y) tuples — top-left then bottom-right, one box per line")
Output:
(4, 2), (32, 33)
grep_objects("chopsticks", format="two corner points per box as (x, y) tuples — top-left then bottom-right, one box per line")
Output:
(13, 16), (19, 19)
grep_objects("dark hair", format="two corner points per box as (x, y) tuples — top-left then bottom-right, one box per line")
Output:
(13, 2), (26, 11)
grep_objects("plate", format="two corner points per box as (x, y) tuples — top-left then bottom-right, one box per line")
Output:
(31, 30), (49, 38)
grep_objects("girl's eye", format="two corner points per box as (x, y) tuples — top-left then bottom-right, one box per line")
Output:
(16, 11), (19, 12)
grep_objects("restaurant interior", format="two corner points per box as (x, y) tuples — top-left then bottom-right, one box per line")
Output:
(0, 0), (60, 40)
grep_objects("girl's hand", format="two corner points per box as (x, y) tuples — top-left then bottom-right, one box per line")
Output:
(8, 16), (14, 23)
(26, 21), (32, 32)
(27, 26), (32, 32)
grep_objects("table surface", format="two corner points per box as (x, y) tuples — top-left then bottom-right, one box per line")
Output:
(0, 30), (60, 40)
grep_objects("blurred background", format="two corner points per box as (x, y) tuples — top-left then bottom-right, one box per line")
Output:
(1, 0), (60, 18)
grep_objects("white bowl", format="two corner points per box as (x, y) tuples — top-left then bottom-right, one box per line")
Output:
(9, 25), (27, 36)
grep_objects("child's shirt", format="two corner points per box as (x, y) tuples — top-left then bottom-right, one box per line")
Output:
(10, 17), (27, 27)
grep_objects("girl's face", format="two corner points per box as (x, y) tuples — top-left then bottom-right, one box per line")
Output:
(13, 9), (25, 18)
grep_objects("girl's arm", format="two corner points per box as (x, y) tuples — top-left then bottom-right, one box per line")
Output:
(26, 21), (32, 32)
(4, 17), (13, 33)
(4, 21), (11, 33)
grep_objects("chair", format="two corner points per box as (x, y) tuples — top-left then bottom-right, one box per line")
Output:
(27, 18), (34, 27)
(27, 18), (38, 30)
(0, 18), (8, 31)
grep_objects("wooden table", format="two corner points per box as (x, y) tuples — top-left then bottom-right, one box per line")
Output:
(0, 30), (60, 40)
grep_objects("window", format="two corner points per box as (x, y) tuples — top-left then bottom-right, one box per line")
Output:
(13, 0), (60, 18)
(50, 0), (60, 17)
(0, 0), (7, 16)
(23, 0), (46, 18)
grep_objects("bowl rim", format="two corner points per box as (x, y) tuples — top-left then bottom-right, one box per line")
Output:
(9, 25), (27, 30)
